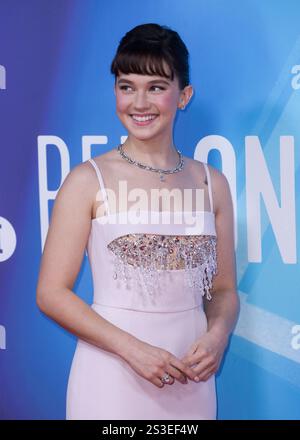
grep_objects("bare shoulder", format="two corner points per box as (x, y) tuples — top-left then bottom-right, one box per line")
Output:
(54, 152), (117, 219)
(188, 157), (230, 214)
(182, 156), (206, 182)
(91, 147), (122, 170)
(68, 148), (119, 189)
(187, 156), (224, 181)
(61, 158), (98, 197)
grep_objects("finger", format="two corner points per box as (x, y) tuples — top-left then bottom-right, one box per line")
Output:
(196, 367), (215, 382)
(166, 365), (187, 384)
(157, 371), (175, 386)
(158, 368), (176, 385)
(201, 370), (215, 382)
(181, 355), (203, 369)
(170, 357), (199, 381)
(183, 348), (212, 367)
(154, 377), (166, 388)
(192, 359), (216, 377)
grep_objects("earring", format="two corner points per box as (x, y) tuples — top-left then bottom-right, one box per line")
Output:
(179, 99), (185, 110)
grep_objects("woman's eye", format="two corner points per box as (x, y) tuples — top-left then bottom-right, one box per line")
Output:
(119, 85), (165, 92)
(119, 85), (132, 91)
(151, 86), (165, 91)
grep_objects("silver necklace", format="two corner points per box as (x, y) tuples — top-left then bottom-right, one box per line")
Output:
(117, 143), (184, 182)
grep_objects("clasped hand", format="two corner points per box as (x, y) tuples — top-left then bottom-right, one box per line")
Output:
(123, 330), (228, 388)
(180, 331), (229, 382)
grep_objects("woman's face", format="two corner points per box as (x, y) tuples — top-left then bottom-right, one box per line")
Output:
(114, 65), (188, 141)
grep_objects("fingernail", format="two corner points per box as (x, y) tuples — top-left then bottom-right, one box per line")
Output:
(194, 376), (200, 382)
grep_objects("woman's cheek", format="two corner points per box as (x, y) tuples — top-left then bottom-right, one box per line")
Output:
(116, 97), (130, 113)
(156, 93), (178, 111)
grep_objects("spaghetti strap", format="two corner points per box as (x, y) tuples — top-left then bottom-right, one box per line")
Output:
(203, 163), (214, 214)
(88, 158), (110, 216)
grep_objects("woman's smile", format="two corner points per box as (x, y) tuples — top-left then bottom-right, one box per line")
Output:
(130, 114), (159, 126)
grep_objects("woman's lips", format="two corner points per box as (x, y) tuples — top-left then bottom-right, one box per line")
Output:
(130, 115), (159, 126)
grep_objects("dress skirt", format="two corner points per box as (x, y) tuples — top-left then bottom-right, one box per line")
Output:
(66, 302), (217, 420)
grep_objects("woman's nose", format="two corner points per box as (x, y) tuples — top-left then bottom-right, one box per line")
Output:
(133, 90), (150, 109)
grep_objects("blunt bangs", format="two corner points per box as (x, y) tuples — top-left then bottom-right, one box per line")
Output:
(111, 48), (175, 83)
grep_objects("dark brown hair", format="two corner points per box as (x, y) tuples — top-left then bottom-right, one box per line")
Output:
(110, 23), (190, 90)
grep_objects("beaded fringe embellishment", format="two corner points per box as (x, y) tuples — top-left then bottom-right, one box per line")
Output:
(107, 234), (218, 300)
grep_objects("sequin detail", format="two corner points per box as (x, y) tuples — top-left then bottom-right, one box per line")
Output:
(107, 234), (218, 300)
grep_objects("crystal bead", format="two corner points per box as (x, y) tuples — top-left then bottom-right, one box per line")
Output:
(107, 234), (218, 300)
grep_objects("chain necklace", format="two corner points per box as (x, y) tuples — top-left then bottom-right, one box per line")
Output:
(117, 143), (184, 182)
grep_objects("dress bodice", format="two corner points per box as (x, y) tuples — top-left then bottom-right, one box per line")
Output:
(86, 156), (218, 312)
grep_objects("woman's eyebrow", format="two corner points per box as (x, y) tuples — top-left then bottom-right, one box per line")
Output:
(117, 78), (170, 85)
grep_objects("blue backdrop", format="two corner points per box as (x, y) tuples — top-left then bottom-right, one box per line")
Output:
(1, 0), (300, 419)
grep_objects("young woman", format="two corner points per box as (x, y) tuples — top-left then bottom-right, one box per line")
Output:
(36, 23), (239, 420)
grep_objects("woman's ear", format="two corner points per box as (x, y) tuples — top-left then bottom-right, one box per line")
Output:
(183, 85), (194, 105)
(178, 85), (194, 109)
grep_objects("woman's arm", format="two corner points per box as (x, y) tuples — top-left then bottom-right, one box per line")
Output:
(36, 162), (134, 357)
(204, 166), (240, 340)
(36, 161), (198, 387)
(181, 166), (239, 381)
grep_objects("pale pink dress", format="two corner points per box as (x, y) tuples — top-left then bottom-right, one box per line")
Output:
(66, 158), (218, 420)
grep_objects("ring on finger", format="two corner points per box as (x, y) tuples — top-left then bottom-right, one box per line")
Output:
(161, 372), (171, 384)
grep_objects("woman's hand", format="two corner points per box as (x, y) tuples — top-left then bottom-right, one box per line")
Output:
(121, 338), (200, 389)
(180, 331), (229, 382)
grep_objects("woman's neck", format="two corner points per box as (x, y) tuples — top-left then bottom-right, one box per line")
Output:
(121, 140), (180, 169)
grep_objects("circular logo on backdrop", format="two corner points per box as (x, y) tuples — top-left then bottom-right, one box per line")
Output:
(0, 217), (17, 262)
